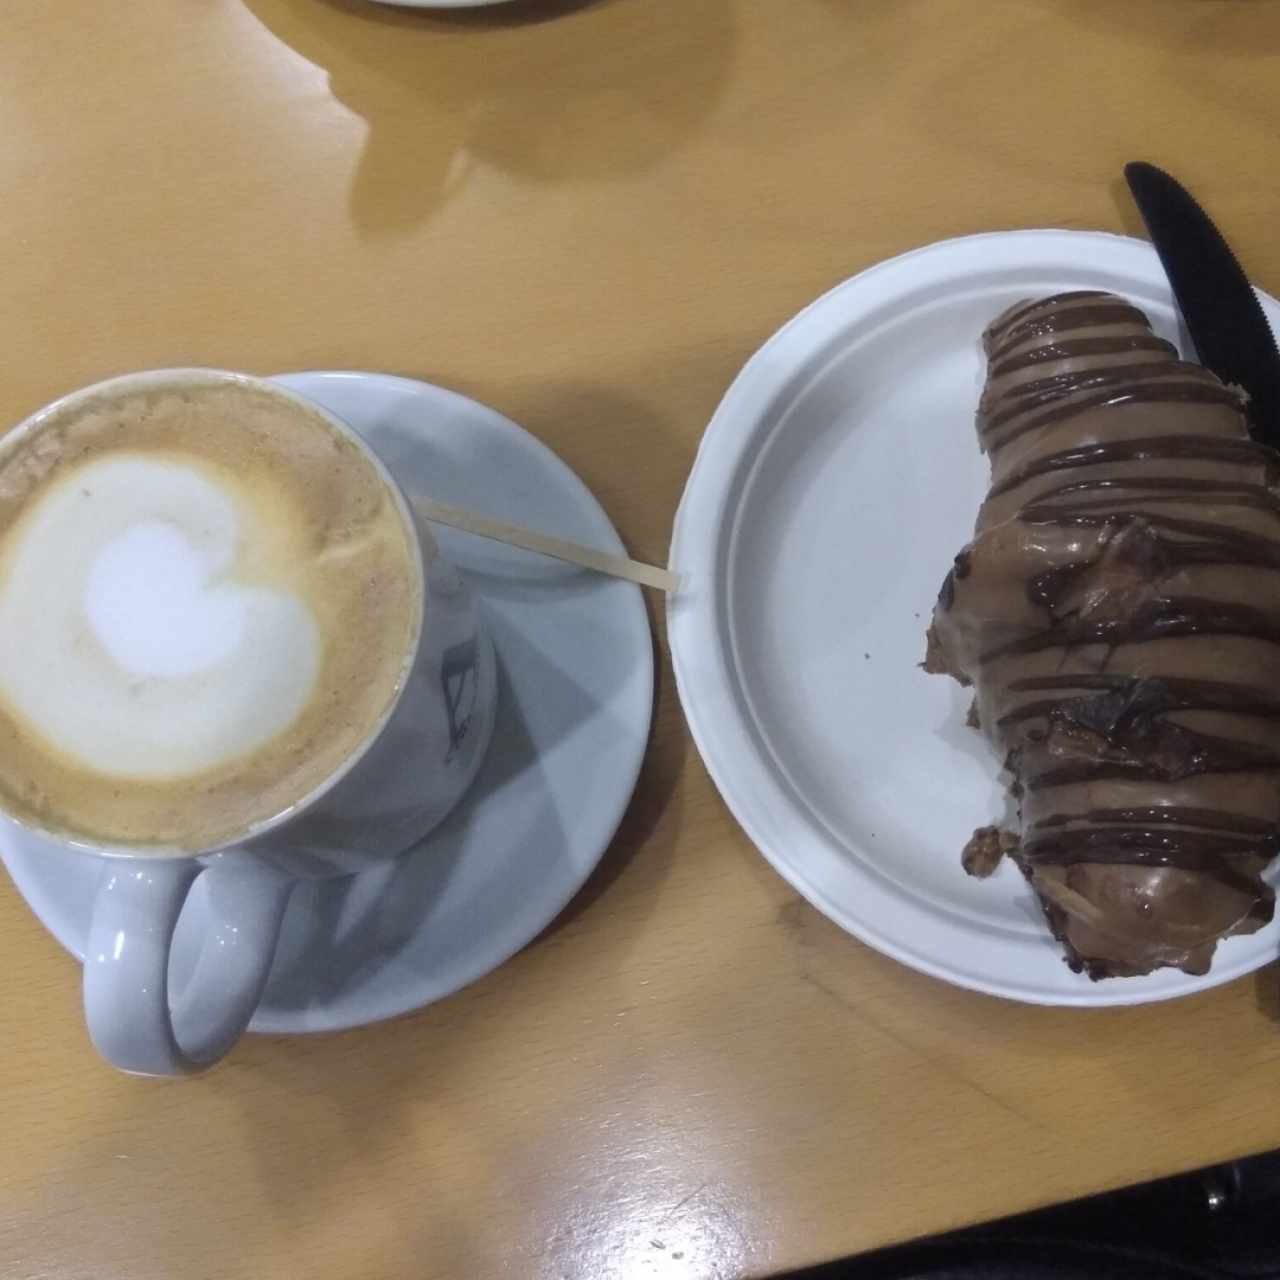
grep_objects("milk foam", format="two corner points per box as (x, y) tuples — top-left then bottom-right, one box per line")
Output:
(0, 455), (320, 779)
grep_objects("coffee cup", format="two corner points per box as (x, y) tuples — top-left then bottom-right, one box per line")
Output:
(0, 369), (496, 1074)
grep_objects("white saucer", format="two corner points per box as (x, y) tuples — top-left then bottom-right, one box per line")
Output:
(669, 229), (1280, 1007)
(1, 372), (653, 1033)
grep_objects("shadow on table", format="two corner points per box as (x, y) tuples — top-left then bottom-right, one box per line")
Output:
(1057, 0), (1280, 53)
(239, 0), (736, 239)
(810, 0), (1277, 55)
(1256, 963), (1280, 1024)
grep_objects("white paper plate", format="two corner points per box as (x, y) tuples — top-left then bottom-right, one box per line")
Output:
(669, 229), (1280, 1007)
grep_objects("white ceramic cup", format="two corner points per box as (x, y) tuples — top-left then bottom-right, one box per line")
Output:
(0, 370), (497, 1076)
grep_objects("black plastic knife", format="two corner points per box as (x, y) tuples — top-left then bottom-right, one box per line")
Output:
(1124, 160), (1280, 446)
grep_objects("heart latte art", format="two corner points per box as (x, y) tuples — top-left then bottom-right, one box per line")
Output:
(0, 456), (321, 778)
(0, 376), (420, 848)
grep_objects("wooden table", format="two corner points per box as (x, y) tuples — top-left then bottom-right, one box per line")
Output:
(3, 2), (1280, 1276)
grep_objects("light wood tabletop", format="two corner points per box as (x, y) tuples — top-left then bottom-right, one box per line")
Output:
(4, 1), (1280, 1277)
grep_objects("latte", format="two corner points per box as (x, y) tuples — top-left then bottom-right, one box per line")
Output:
(0, 372), (420, 848)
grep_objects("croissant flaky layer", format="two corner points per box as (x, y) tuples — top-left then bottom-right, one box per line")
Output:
(927, 290), (1279, 979)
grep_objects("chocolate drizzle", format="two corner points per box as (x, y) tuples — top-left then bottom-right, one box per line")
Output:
(927, 290), (1280, 977)
(980, 360), (1226, 435)
(1019, 476), (1280, 516)
(1021, 826), (1277, 868)
(987, 435), (1277, 500)
(986, 303), (1148, 361)
(979, 596), (1280, 662)
(1020, 512), (1280, 613)
(988, 334), (1178, 380)
(1000, 674), (1280, 726)
(1030, 804), (1280, 836)
(987, 291), (1111, 337)
(983, 379), (1243, 454)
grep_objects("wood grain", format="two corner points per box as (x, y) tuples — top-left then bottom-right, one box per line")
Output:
(3, 2), (1280, 1278)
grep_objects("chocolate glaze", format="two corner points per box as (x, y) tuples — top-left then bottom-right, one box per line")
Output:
(926, 291), (1280, 979)
(1000, 674), (1280, 726)
(980, 597), (1280, 662)
(987, 290), (1111, 336)
(989, 334), (1178, 380)
(988, 434), (1271, 500)
(986, 304), (1149, 360)
(1030, 803), (1280, 836)
(985, 380), (1243, 453)
(1017, 476), (1280, 517)
(1021, 825), (1274, 871)
(981, 361), (1227, 437)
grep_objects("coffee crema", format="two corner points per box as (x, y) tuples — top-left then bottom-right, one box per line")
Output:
(0, 374), (420, 848)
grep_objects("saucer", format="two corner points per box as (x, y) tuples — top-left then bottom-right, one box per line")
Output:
(0, 372), (653, 1033)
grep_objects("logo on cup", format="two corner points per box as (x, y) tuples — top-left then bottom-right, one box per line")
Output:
(442, 636), (479, 760)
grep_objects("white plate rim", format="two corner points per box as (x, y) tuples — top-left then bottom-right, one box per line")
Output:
(668, 228), (1280, 1007)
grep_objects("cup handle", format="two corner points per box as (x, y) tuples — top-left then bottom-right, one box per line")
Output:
(83, 857), (294, 1076)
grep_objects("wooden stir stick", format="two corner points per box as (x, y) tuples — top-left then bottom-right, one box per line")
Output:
(410, 496), (679, 594)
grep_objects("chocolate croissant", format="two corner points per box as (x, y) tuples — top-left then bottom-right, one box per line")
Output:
(927, 291), (1280, 979)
